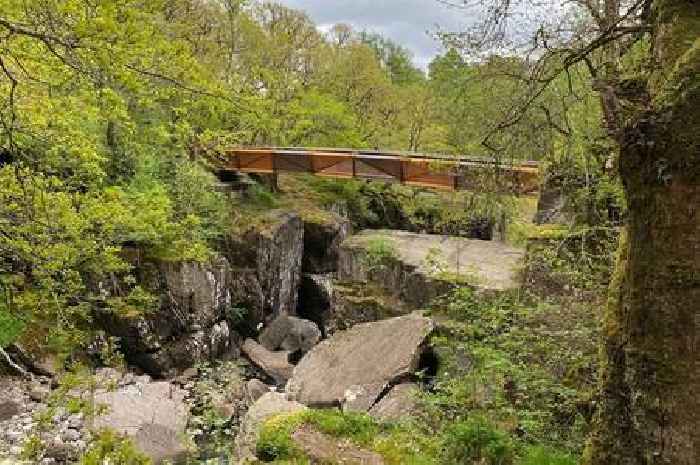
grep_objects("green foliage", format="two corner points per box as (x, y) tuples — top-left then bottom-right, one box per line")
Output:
(79, 430), (152, 465)
(442, 416), (514, 465)
(363, 237), (398, 272)
(519, 446), (578, 465)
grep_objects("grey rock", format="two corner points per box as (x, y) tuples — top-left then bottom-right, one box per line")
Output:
(259, 315), (321, 354)
(241, 339), (294, 385)
(62, 428), (81, 442)
(92, 381), (189, 463)
(234, 392), (306, 463)
(0, 400), (21, 422)
(369, 383), (420, 421)
(245, 379), (269, 405)
(302, 212), (351, 273)
(287, 313), (434, 408)
(132, 424), (189, 465)
(338, 230), (525, 309)
(224, 210), (304, 325)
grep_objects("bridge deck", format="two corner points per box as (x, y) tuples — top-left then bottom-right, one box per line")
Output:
(218, 148), (539, 192)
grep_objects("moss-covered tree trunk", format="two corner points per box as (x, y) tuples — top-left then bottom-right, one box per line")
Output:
(587, 1), (700, 464)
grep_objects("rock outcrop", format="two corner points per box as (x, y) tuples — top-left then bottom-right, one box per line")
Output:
(223, 210), (304, 325)
(339, 230), (524, 309)
(97, 256), (237, 377)
(286, 313), (434, 409)
(302, 212), (351, 273)
(234, 392), (306, 463)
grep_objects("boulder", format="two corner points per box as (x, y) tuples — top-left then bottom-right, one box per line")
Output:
(241, 339), (294, 385)
(302, 212), (351, 273)
(369, 383), (420, 421)
(234, 392), (306, 463)
(224, 210), (304, 326)
(0, 400), (20, 422)
(291, 425), (384, 465)
(286, 313), (435, 408)
(258, 315), (321, 354)
(92, 381), (189, 464)
(245, 379), (270, 405)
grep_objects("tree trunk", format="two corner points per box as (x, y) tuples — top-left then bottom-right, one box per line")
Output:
(587, 1), (700, 464)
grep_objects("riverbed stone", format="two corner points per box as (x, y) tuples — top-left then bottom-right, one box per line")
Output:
(258, 315), (321, 354)
(241, 339), (294, 385)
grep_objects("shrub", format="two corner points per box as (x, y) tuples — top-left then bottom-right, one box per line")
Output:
(441, 416), (514, 465)
(79, 430), (152, 465)
(519, 445), (578, 465)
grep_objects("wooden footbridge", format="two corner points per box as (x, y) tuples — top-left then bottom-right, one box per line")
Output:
(211, 147), (540, 193)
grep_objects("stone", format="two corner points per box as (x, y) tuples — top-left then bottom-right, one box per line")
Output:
(62, 428), (81, 442)
(92, 381), (189, 464)
(287, 313), (435, 408)
(132, 424), (189, 465)
(234, 392), (306, 463)
(241, 339), (294, 385)
(28, 384), (50, 402)
(338, 230), (525, 308)
(0, 401), (20, 422)
(291, 425), (384, 465)
(258, 315), (321, 354)
(302, 212), (351, 273)
(369, 383), (420, 421)
(245, 379), (269, 405)
(342, 383), (386, 412)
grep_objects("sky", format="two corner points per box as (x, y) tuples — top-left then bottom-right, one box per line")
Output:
(277, 0), (471, 70)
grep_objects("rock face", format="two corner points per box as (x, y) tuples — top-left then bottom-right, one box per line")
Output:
(339, 230), (525, 309)
(291, 425), (385, 465)
(98, 258), (236, 376)
(302, 212), (351, 273)
(224, 210), (304, 325)
(286, 313), (435, 408)
(369, 383), (419, 421)
(241, 339), (294, 385)
(258, 315), (321, 354)
(234, 392), (306, 463)
(93, 381), (189, 464)
(98, 256), (237, 376)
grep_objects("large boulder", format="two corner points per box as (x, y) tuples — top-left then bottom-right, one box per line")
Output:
(302, 212), (351, 273)
(286, 313), (435, 408)
(93, 381), (189, 464)
(223, 210), (304, 325)
(97, 256), (237, 377)
(258, 315), (321, 354)
(241, 339), (294, 385)
(234, 392), (306, 463)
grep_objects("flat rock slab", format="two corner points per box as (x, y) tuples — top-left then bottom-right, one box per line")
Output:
(93, 381), (189, 463)
(287, 313), (434, 408)
(342, 230), (524, 291)
(292, 425), (384, 465)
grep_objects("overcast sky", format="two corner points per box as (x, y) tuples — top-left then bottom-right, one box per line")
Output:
(277, 0), (471, 69)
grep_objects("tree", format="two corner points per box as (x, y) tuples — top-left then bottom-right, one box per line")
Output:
(443, 0), (699, 462)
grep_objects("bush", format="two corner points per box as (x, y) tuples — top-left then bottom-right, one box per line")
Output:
(519, 445), (578, 465)
(441, 416), (514, 465)
(79, 430), (152, 465)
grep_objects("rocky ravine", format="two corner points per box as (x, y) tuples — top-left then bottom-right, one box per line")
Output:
(1, 209), (524, 464)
